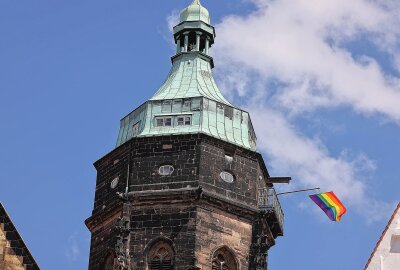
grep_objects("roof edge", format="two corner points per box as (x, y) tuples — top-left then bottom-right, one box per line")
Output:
(0, 202), (40, 269)
(364, 202), (400, 270)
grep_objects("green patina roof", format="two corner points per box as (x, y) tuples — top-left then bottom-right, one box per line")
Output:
(150, 53), (234, 107)
(180, 0), (210, 24)
(115, 0), (258, 151)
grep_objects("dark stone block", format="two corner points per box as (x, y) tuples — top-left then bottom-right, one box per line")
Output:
(87, 134), (276, 270)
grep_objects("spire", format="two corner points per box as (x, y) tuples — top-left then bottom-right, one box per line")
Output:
(180, 0), (210, 24)
(115, 1), (258, 152)
(151, 0), (226, 104)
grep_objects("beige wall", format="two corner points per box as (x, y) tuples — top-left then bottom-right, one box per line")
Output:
(195, 206), (252, 270)
(0, 224), (25, 270)
(366, 209), (400, 270)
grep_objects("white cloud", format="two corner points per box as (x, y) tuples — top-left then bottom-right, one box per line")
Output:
(211, 0), (400, 221)
(166, 9), (180, 32)
(248, 105), (391, 222)
(65, 232), (80, 262)
(162, 0), (397, 221)
(214, 0), (400, 121)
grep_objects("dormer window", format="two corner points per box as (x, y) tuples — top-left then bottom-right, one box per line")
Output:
(177, 116), (192, 126)
(155, 117), (173, 127)
(132, 122), (140, 137)
(182, 99), (191, 111)
(155, 115), (192, 127)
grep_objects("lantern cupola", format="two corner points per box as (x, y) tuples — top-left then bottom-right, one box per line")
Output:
(116, 0), (257, 151)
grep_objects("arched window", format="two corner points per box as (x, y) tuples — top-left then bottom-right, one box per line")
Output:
(212, 247), (238, 270)
(148, 240), (174, 270)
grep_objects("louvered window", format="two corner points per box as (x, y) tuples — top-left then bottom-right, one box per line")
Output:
(150, 259), (172, 270)
(148, 241), (174, 270)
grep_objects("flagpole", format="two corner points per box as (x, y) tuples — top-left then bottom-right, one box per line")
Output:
(276, 188), (320, 196)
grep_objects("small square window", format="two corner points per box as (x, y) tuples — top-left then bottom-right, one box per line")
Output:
(177, 117), (185, 126)
(391, 235), (400, 253)
(176, 115), (192, 126)
(156, 118), (164, 127)
(155, 115), (191, 128)
(165, 117), (172, 126)
(183, 99), (191, 112)
(132, 122), (140, 137)
(185, 116), (191, 125)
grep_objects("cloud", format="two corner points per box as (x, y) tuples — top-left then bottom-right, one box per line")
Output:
(65, 232), (80, 262)
(248, 104), (390, 223)
(162, 0), (396, 221)
(211, 0), (400, 221)
(166, 9), (180, 32)
(214, 0), (400, 121)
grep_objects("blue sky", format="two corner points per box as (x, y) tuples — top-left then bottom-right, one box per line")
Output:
(0, 0), (399, 269)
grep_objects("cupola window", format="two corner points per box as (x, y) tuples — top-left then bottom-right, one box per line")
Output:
(132, 122), (140, 137)
(155, 117), (173, 127)
(177, 116), (192, 126)
(188, 32), (197, 51)
(182, 99), (191, 112)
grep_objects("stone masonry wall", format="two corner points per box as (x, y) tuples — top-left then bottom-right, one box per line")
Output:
(199, 139), (263, 207)
(0, 224), (25, 270)
(195, 205), (253, 270)
(130, 203), (197, 270)
(88, 134), (271, 270)
(93, 143), (130, 215)
(93, 135), (202, 216)
(0, 204), (40, 270)
(128, 135), (200, 192)
(88, 209), (122, 270)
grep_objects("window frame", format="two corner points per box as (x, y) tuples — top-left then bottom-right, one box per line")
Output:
(220, 171), (235, 183)
(154, 115), (193, 128)
(212, 247), (238, 270)
(155, 116), (173, 127)
(132, 121), (141, 137)
(176, 115), (192, 126)
(158, 165), (175, 176)
(147, 239), (175, 270)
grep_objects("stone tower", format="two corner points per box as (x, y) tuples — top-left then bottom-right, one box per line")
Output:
(85, 1), (289, 270)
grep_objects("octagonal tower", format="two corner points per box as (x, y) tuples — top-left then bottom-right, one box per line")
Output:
(86, 1), (289, 270)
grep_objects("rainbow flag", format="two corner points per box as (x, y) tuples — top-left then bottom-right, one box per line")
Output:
(309, 192), (347, 222)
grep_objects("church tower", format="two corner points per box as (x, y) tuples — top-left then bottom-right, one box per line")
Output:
(85, 1), (288, 270)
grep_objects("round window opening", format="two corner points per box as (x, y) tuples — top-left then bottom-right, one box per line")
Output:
(159, 165), (174, 176)
(110, 177), (119, 189)
(220, 171), (234, 183)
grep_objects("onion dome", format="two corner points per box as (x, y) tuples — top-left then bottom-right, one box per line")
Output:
(180, 0), (211, 24)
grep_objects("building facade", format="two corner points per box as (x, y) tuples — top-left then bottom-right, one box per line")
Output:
(365, 203), (400, 270)
(85, 1), (289, 270)
(0, 202), (40, 270)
